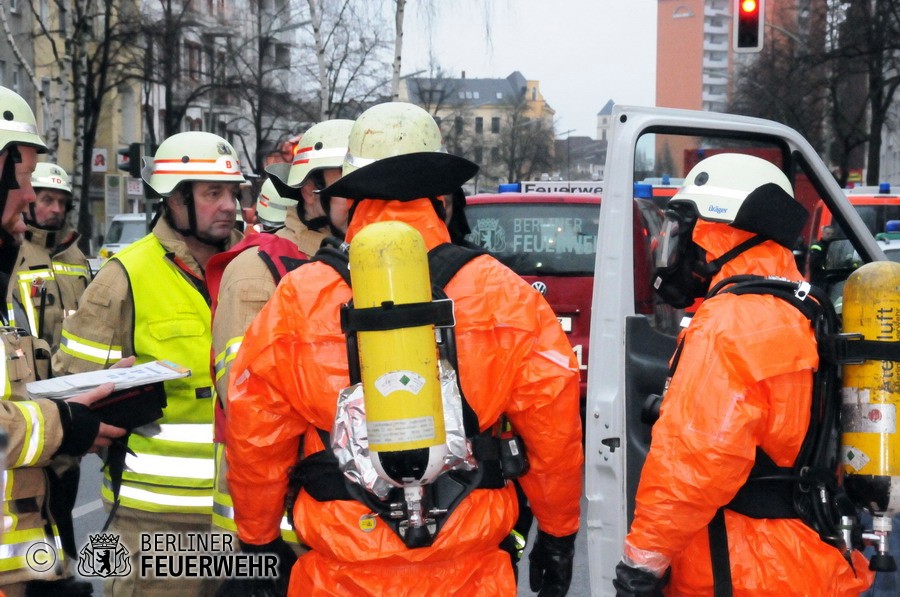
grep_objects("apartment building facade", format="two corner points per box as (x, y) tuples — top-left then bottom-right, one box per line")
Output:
(400, 71), (557, 192)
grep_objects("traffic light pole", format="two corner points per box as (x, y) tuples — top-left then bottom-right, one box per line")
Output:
(732, 0), (765, 53)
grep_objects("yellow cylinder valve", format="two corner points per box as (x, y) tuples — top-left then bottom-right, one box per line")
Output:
(841, 260), (900, 515)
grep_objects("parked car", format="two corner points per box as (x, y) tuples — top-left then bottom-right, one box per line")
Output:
(99, 213), (148, 260)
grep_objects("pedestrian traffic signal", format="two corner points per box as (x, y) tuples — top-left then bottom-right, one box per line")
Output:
(733, 0), (764, 53)
(117, 142), (142, 179)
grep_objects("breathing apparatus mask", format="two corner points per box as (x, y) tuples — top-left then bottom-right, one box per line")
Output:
(653, 202), (768, 308)
(653, 203), (709, 308)
(652, 154), (809, 308)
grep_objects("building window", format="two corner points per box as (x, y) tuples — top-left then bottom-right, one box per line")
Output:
(0, 61), (6, 86)
(10, 0), (18, 13)
(475, 117), (483, 134)
(496, 92), (503, 99)
(490, 147), (500, 162)
(216, 51), (226, 81)
(454, 116), (463, 134)
(491, 117), (500, 134)
(12, 69), (20, 94)
(473, 91), (480, 99)
(474, 146), (483, 163)
(187, 43), (202, 80)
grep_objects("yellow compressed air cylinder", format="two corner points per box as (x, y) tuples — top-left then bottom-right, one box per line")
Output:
(349, 221), (446, 453)
(842, 261), (900, 514)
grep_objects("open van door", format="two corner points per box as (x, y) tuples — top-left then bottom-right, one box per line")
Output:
(584, 105), (886, 596)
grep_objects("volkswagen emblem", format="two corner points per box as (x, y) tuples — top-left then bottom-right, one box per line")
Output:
(531, 281), (548, 295)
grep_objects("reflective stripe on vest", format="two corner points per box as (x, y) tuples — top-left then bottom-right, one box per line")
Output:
(214, 337), (242, 382)
(15, 269), (52, 338)
(9, 401), (45, 467)
(101, 477), (213, 512)
(147, 423), (214, 444)
(0, 528), (64, 573)
(6, 302), (16, 327)
(52, 262), (89, 278)
(110, 235), (216, 514)
(59, 329), (123, 365)
(125, 452), (214, 480)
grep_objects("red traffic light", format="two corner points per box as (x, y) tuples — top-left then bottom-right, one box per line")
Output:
(117, 143), (143, 178)
(733, 0), (764, 52)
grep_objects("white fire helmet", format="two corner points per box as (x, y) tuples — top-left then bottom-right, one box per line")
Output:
(31, 162), (73, 195)
(256, 178), (296, 229)
(0, 86), (47, 154)
(142, 131), (245, 197)
(342, 102), (443, 177)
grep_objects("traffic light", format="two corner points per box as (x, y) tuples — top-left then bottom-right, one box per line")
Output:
(117, 142), (142, 179)
(733, 0), (764, 53)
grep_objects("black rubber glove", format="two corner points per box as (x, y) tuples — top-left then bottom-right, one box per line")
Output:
(244, 538), (296, 593)
(55, 401), (100, 456)
(528, 530), (576, 597)
(26, 577), (94, 596)
(214, 578), (280, 597)
(612, 560), (668, 597)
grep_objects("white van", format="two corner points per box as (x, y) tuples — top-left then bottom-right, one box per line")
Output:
(99, 213), (148, 259)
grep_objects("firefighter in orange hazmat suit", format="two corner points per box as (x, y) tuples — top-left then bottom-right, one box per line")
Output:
(614, 154), (874, 596)
(225, 102), (583, 596)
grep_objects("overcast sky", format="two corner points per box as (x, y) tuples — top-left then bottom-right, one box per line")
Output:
(401, 0), (658, 140)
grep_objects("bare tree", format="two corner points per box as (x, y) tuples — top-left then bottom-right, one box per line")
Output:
(390, 0), (497, 99)
(28, 0), (138, 252)
(494, 92), (554, 184)
(728, 0), (900, 185)
(297, 0), (391, 121)
(223, 0), (310, 175)
(135, 0), (234, 145)
(833, 0), (900, 184)
(729, 2), (827, 153)
(390, 0), (405, 101)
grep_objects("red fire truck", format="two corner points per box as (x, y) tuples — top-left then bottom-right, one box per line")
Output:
(463, 183), (678, 405)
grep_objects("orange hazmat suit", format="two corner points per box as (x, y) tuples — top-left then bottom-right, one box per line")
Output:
(226, 197), (583, 596)
(624, 220), (874, 596)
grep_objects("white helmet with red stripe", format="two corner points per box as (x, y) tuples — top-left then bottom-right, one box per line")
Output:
(256, 177), (296, 229)
(142, 131), (245, 197)
(268, 120), (353, 197)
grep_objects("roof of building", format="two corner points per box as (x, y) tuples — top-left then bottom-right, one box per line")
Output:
(405, 71), (530, 108)
(597, 99), (615, 116)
